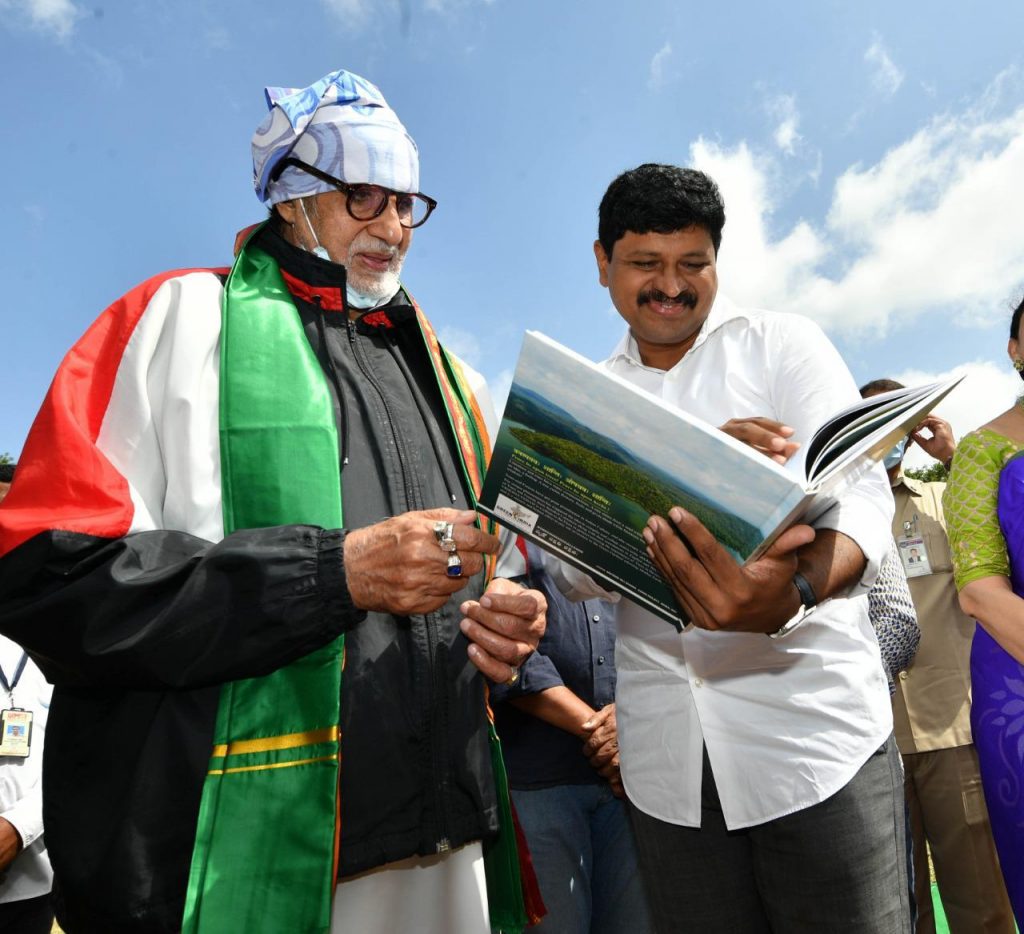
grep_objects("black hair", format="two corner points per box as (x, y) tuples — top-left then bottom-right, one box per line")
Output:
(0, 464), (15, 484)
(268, 203), (289, 231)
(597, 164), (726, 258)
(859, 379), (905, 398)
(1011, 293), (1024, 340)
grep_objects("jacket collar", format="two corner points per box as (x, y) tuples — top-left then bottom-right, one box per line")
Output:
(254, 223), (411, 326)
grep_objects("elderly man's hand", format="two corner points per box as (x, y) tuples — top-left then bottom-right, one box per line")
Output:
(644, 507), (814, 633)
(719, 417), (801, 465)
(344, 509), (499, 616)
(460, 577), (546, 683)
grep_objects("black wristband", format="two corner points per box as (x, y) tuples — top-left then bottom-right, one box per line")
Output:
(792, 571), (817, 609)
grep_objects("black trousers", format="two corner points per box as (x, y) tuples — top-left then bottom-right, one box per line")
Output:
(628, 738), (911, 934)
(0, 893), (54, 934)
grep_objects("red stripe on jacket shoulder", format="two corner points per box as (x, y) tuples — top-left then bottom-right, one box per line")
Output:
(0, 268), (229, 559)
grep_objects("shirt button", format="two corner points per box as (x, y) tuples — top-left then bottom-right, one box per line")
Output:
(694, 678), (704, 688)
(597, 656), (606, 665)
(592, 614), (601, 623)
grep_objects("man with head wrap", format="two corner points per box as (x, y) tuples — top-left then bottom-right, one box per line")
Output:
(0, 69), (545, 934)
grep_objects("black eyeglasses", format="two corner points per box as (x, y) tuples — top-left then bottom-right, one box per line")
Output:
(275, 158), (437, 229)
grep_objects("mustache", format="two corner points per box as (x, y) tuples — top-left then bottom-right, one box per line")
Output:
(349, 234), (400, 259)
(638, 288), (698, 309)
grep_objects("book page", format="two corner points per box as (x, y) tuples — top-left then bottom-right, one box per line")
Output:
(804, 379), (960, 480)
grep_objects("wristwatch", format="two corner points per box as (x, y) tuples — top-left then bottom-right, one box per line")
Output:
(768, 571), (817, 640)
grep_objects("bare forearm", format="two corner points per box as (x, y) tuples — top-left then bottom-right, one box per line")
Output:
(960, 576), (1024, 665)
(509, 687), (597, 739)
(797, 529), (867, 604)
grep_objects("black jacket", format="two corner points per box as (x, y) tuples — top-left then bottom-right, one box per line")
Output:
(0, 227), (499, 932)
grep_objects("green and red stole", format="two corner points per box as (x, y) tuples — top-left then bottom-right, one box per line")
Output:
(180, 230), (534, 933)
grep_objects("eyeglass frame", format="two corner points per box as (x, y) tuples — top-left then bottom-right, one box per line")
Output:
(272, 157), (437, 229)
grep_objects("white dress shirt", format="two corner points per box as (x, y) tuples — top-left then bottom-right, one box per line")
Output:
(547, 294), (894, 830)
(0, 636), (52, 903)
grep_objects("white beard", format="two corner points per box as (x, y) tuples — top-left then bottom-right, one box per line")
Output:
(345, 233), (407, 307)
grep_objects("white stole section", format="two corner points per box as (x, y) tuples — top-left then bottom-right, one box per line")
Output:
(95, 272), (226, 544)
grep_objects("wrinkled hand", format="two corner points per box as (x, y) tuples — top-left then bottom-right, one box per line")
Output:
(345, 509), (499, 616)
(461, 577), (547, 683)
(719, 417), (800, 465)
(581, 704), (623, 795)
(909, 416), (956, 465)
(0, 818), (22, 873)
(644, 507), (815, 633)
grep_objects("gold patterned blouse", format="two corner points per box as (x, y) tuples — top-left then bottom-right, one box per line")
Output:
(944, 427), (1024, 590)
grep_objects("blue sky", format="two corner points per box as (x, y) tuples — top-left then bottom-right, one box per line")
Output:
(3, 0), (1024, 469)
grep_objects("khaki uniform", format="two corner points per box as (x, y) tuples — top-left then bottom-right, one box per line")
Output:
(891, 473), (1013, 934)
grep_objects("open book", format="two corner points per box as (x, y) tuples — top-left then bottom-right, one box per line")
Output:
(478, 331), (962, 629)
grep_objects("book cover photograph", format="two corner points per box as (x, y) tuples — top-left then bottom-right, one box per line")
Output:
(479, 333), (806, 625)
(479, 331), (962, 629)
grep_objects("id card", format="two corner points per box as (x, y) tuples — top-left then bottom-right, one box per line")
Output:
(898, 536), (932, 578)
(0, 709), (33, 758)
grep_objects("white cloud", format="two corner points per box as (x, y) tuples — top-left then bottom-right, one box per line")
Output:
(0, 0), (84, 40)
(766, 94), (801, 155)
(692, 139), (828, 318)
(693, 93), (1024, 339)
(864, 36), (904, 97)
(486, 368), (514, 419)
(438, 325), (482, 368)
(648, 42), (672, 91)
(893, 361), (1020, 469)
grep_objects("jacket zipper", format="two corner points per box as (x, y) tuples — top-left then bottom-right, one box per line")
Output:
(342, 316), (453, 854)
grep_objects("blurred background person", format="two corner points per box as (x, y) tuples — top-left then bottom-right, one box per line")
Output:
(493, 542), (652, 934)
(945, 294), (1024, 927)
(0, 466), (54, 934)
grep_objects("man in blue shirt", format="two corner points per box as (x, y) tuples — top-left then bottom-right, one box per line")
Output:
(493, 542), (652, 934)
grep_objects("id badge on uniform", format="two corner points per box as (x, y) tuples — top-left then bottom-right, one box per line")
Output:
(897, 535), (932, 578)
(0, 708), (33, 758)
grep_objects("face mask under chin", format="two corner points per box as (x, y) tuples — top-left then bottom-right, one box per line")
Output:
(883, 436), (909, 470)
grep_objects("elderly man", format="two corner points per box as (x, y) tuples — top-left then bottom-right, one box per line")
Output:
(0, 70), (544, 934)
(546, 164), (908, 932)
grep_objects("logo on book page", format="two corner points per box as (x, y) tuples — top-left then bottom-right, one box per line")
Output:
(493, 495), (539, 533)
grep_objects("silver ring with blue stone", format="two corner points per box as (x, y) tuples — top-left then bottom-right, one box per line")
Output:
(446, 552), (463, 577)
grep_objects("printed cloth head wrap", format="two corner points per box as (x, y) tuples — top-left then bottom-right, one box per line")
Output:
(252, 68), (419, 206)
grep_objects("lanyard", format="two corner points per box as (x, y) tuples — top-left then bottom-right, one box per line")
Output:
(0, 653), (28, 697)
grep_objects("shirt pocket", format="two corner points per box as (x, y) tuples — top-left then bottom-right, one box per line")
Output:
(921, 521), (953, 573)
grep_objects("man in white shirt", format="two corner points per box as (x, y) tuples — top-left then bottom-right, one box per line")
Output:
(0, 467), (53, 933)
(561, 164), (909, 931)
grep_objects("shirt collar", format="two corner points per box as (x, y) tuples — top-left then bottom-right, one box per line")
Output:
(606, 292), (748, 372)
